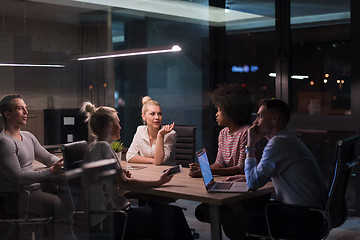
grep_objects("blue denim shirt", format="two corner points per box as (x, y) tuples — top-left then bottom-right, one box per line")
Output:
(245, 128), (326, 208)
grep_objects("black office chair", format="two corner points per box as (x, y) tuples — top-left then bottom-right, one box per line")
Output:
(128, 125), (197, 205)
(60, 140), (89, 238)
(263, 135), (360, 240)
(61, 140), (88, 171)
(173, 125), (196, 167)
(172, 125), (199, 239)
(65, 159), (128, 240)
(0, 190), (52, 240)
(61, 140), (88, 212)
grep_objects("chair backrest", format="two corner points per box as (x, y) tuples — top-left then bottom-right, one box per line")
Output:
(61, 140), (88, 171)
(61, 141), (88, 220)
(173, 125), (196, 167)
(326, 135), (360, 229)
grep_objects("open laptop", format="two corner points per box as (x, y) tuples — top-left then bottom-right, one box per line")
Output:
(196, 148), (248, 193)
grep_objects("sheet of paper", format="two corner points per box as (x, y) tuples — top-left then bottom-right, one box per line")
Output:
(124, 166), (147, 170)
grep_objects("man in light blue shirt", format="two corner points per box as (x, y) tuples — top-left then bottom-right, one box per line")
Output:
(223, 99), (326, 239)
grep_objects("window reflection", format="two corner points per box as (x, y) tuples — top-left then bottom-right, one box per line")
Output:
(226, 1), (276, 105)
(290, 0), (351, 115)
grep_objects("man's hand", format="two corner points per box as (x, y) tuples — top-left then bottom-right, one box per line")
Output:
(50, 159), (64, 176)
(223, 174), (246, 182)
(247, 124), (263, 147)
(188, 163), (202, 178)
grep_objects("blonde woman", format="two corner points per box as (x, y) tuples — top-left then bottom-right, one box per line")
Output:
(80, 101), (192, 240)
(126, 96), (176, 165)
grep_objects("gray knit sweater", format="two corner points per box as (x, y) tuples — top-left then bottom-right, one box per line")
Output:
(0, 130), (59, 192)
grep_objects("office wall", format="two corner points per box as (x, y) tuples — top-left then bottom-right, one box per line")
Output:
(147, 19), (206, 151)
(114, 17), (208, 151)
(0, 15), (81, 111)
(0, 14), (83, 141)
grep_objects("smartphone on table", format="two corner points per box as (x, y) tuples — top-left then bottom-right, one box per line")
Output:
(162, 165), (183, 176)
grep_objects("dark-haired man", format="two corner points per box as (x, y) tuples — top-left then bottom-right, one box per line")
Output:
(0, 94), (66, 223)
(222, 99), (327, 239)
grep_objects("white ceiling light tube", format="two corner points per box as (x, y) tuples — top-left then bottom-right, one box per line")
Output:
(0, 63), (65, 68)
(77, 45), (181, 61)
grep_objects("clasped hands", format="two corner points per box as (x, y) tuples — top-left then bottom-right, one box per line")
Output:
(188, 163), (245, 182)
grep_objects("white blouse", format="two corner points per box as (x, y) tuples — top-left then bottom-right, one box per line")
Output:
(126, 125), (176, 165)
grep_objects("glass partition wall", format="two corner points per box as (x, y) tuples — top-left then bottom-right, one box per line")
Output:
(287, 0), (358, 134)
(0, 0), (276, 151)
(290, 0), (351, 116)
(0, 0), (359, 219)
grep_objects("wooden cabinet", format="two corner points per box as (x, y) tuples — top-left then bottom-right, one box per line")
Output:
(21, 110), (45, 145)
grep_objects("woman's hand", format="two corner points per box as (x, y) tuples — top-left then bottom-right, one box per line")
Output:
(223, 174), (246, 182)
(158, 122), (175, 137)
(158, 169), (174, 185)
(50, 159), (64, 176)
(123, 169), (132, 178)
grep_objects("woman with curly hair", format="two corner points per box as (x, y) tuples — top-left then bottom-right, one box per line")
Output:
(188, 83), (257, 223)
(189, 83), (253, 177)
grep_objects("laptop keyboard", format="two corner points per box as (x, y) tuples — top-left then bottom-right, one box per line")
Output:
(213, 182), (233, 190)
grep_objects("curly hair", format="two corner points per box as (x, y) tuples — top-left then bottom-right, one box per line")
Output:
(210, 83), (253, 126)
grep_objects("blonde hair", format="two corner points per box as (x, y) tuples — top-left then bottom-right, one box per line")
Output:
(80, 101), (117, 138)
(141, 96), (161, 125)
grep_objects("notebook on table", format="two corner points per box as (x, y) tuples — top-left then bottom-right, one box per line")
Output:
(196, 148), (248, 193)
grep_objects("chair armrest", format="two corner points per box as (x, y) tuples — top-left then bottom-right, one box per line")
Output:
(342, 156), (360, 169)
(70, 160), (83, 169)
(0, 190), (53, 225)
(89, 209), (128, 215)
(266, 201), (324, 213)
(0, 216), (52, 224)
(265, 201), (329, 239)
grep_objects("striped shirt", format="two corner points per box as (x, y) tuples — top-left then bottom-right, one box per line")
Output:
(215, 125), (249, 172)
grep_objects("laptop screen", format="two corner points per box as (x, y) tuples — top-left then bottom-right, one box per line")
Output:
(196, 148), (213, 187)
